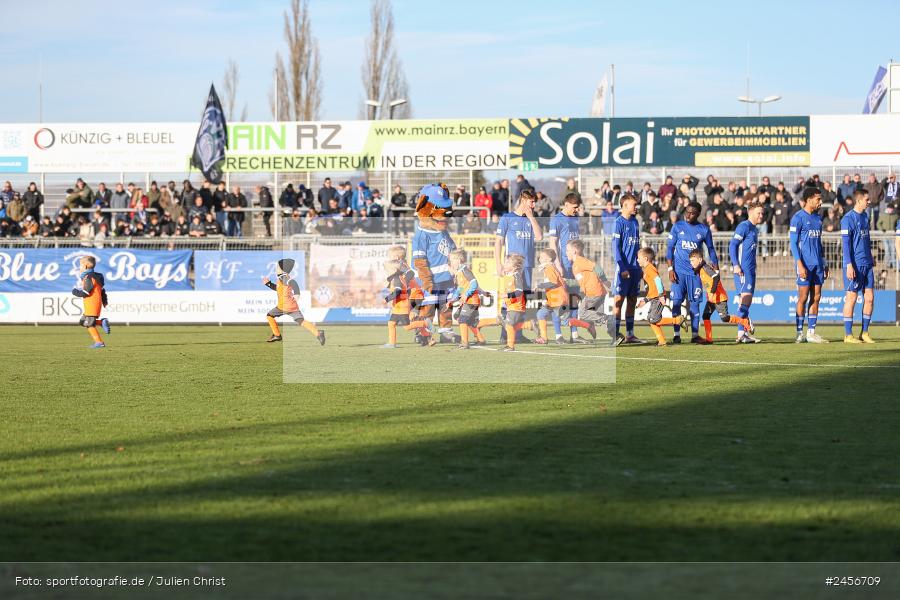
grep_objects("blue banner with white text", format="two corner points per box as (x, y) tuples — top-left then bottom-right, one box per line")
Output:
(0, 248), (192, 292)
(194, 251), (305, 291)
(730, 290), (896, 323)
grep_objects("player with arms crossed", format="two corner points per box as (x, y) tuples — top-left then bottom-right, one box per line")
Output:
(666, 201), (719, 344)
(841, 189), (876, 344)
(729, 199), (765, 343)
(612, 194), (643, 345)
(790, 187), (829, 343)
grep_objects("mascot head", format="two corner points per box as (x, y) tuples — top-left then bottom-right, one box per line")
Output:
(415, 183), (453, 231)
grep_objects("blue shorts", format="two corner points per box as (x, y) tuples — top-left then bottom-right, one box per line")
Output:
(796, 265), (825, 287)
(670, 271), (703, 305)
(844, 265), (874, 293)
(614, 267), (642, 297)
(733, 272), (756, 294)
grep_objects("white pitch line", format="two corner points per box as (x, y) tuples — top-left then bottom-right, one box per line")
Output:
(471, 346), (900, 370)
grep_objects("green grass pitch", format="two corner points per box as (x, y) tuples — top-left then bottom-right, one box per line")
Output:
(1, 323), (899, 562)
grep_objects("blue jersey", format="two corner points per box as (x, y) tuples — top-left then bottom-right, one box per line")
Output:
(496, 212), (536, 267)
(612, 215), (640, 271)
(547, 213), (580, 275)
(666, 221), (718, 274)
(840, 210), (873, 269)
(729, 220), (758, 273)
(789, 210), (826, 268)
(412, 223), (457, 285)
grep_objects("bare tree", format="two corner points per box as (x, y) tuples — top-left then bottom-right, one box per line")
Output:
(272, 0), (322, 121)
(221, 59), (240, 121)
(361, 0), (411, 119)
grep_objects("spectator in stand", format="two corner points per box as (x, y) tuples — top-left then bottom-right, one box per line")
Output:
(0, 181), (14, 204)
(39, 216), (53, 236)
(366, 196), (385, 232)
(52, 214), (69, 236)
(878, 173), (899, 267)
(352, 208), (372, 233)
(145, 213), (163, 237)
(837, 174), (857, 204)
(166, 180), (179, 202)
(534, 191), (553, 218)
(771, 191), (791, 236)
(710, 193), (732, 231)
(323, 197), (341, 215)
(66, 178), (94, 209)
(622, 180), (637, 199)
(775, 181), (793, 205)
(280, 183), (298, 209)
(204, 211), (222, 235)
(490, 181), (507, 215)
(23, 182), (43, 221)
(22, 215), (39, 237)
(642, 210), (663, 234)
(339, 181), (353, 213)
(703, 175), (724, 206)
(454, 184), (471, 207)
(212, 181), (228, 229)
(225, 186), (247, 237)
(678, 182), (694, 202)
(283, 208), (305, 236)
(596, 181), (613, 202)
(388, 184), (407, 235)
(188, 196), (207, 222)
(352, 182), (371, 214)
(317, 178), (338, 211)
(639, 182), (653, 204)
(639, 191), (660, 222)
(732, 194), (748, 225)
(133, 221), (147, 237)
(76, 216), (93, 245)
(189, 215), (206, 237)
(7, 192), (26, 224)
(792, 176), (807, 199)
(173, 214), (189, 236)
(512, 175), (529, 201)
(115, 219), (133, 237)
(462, 212), (482, 234)
(665, 210), (679, 232)
(146, 181), (161, 211)
(758, 176), (776, 199)
(722, 181), (737, 204)
(109, 183), (129, 221)
(196, 181), (213, 210)
(94, 182), (111, 208)
(256, 185), (274, 236)
(473, 185), (492, 219)
(611, 184), (623, 204)
(864, 173), (884, 226)
(659, 192), (676, 223)
(600, 200), (619, 235)
(93, 222), (109, 247)
(681, 173), (699, 195)
(299, 184), (316, 208)
(181, 180), (198, 210)
(160, 187), (181, 221)
(657, 175), (677, 201)
(90, 209), (107, 236)
(130, 188), (149, 223)
(822, 206), (840, 232)
(820, 181), (836, 207)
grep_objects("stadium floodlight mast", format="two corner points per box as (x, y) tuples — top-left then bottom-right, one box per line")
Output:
(737, 94), (782, 116)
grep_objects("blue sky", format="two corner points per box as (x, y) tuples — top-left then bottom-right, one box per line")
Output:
(1, 0), (893, 123)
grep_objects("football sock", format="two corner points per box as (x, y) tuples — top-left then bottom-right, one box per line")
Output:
(388, 321), (397, 344)
(267, 316), (281, 336)
(690, 310), (700, 336)
(302, 321), (319, 336)
(844, 317), (853, 336)
(460, 325), (469, 346)
(703, 319), (713, 342)
(672, 301), (682, 336)
(738, 303), (750, 334)
(650, 323), (666, 344)
(614, 317), (621, 336)
(625, 317), (635, 337)
(470, 325), (485, 343)
(862, 313), (871, 333)
(88, 326), (102, 343)
(807, 313), (818, 334)
(550, 312), (562, 336)
(538, 319), (548, 339)
(505, 324), (516, 349)
(795, 315), (804, 334)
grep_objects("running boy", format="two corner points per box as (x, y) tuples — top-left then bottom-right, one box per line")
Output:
(565, 239), (614, 343)
(635, 247), (684, 346)
(263, 258), (325, 345)
(534, 248), (569, 344)
(689, 249), (752, 343)
(71, 255), (110, 349)
(383, 259), (435, 348)
(446, 249), (488, 349)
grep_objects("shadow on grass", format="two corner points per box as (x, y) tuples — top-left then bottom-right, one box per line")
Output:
(2, 355), (899, 562)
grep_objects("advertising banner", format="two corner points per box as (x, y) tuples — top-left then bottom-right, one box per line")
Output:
(307, 243), (393, 320)
(0, 248), (192, 292)
(509, 116), (810, 169)
(194, 251), (306, 291)
(809, 114), (900, 166)
(729, 290), (897, 322)
(0, 119), (509, 173)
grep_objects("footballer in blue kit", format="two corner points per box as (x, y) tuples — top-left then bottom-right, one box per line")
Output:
(547, 192), (583, 342)
(840, 189), (876, 343)
(612, 194), (643, 344)
(789, 187), (829, 343)
(494, 188), (542, 343)
(666, 201), (719, 344)
(729, 200), (766, 343)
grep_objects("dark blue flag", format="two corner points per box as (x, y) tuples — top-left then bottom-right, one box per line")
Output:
(863, 66), (888, 114)
(191, 84), (228, 184)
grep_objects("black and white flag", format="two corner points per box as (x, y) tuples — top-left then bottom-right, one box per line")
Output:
(191, 84), (228, 184)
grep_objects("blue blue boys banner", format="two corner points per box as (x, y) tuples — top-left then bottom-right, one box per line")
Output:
(0, 248), (192, 292)
(194, 251), (305, 290)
